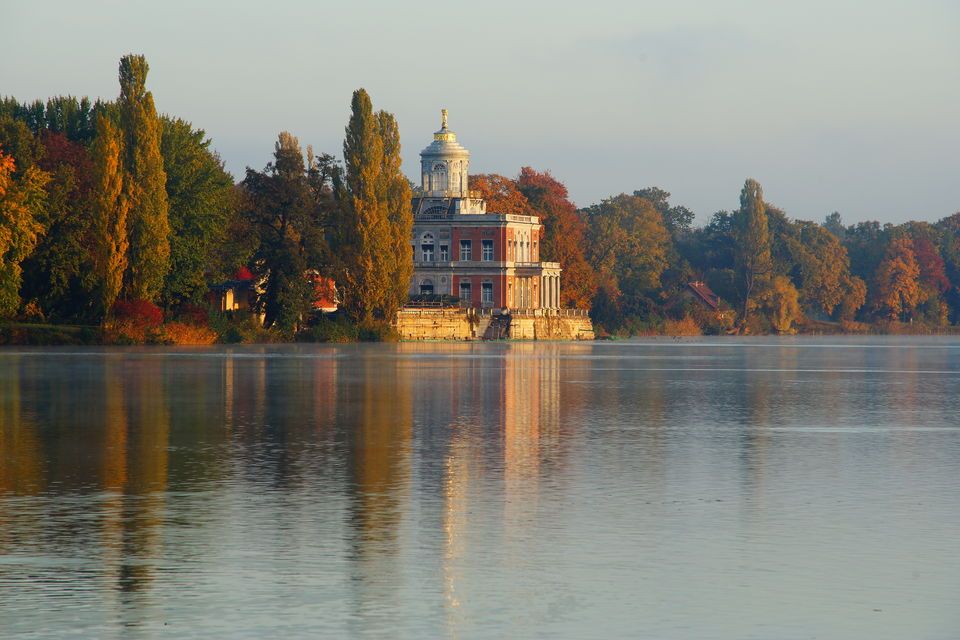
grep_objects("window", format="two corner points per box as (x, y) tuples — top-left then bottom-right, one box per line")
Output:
(482, 239), (494, 261)
(459, 239), (472, 261)
(481, 281), (493, 304)
(419, 279), (434, 295)
(431, 163), (448, 191)
(421, 233), (434, 262)
(459, 280), (471, 302)
(439, 244), (449, 261)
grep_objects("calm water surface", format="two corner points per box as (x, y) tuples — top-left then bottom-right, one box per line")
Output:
(1, 338), (959, 638)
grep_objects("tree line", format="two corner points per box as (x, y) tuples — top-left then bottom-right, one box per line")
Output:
(0, 55), (410, 341)
(469, 175), (960, 335)
(2, 54), (959, 341)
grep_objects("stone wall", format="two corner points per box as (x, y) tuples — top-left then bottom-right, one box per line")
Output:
(395, 309), (594, 341)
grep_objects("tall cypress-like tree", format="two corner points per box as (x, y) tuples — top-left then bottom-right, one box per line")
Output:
(118, 54), (170, 302)
(376, 110), (413, 321)
(339, 89), (390, 325)
(89, 115), (129, 318)
(733, 178), (772, 330)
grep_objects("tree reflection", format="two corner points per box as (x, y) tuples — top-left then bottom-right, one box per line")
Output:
(344, 352), (413, 631)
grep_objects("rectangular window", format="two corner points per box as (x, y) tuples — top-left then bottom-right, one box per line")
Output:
(422, 245), (434, 262)
(459, 239), (472, 261)
(481, 281), (493, 304)
(459, 281), (471, 302)
(482, 239), (494, 261)
(439, 245), (449, 261)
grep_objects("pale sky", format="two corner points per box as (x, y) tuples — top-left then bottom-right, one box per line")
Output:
(4, 0), (959, 224)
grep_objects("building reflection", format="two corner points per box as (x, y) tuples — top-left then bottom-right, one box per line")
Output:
(434, 342), (570, 636)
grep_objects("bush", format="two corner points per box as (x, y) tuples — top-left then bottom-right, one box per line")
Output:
(157, 321), (218, 345)
(113, 299), (164, 326)
(662, 315), (702, 336)
(297, 316), (359, 343)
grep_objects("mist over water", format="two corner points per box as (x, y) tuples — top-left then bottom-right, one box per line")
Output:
(1, 339), (959, 638)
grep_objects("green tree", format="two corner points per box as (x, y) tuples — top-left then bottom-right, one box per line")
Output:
(633, 186), (695, 237)
(118, 54), (170, 302)
(89, 115), (129, 318)
(732, 179), (772, 330)
(159, 117), (235, 307)
(19, 131), (98, 321)
(241, 132), (334, 332)
(583, 193), (670, 329)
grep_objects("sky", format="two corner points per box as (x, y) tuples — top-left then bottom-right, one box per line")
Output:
(4, 0), (959, 225)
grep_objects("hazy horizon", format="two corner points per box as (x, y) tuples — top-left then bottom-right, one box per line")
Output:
(4, 0), (958, 225)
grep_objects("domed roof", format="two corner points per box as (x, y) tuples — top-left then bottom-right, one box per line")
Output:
(420, 109), (469, 158)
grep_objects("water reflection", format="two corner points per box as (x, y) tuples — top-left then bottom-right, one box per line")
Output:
(1, 340), (959, 638)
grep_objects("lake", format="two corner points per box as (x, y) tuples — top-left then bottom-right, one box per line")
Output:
(1, 338), (959, 638)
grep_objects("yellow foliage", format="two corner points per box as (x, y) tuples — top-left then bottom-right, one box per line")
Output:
(762, 275), (801, 334)
(873, 237), (921, 320)
(662, 315), (702, 336)
(157, 322), (217, 345)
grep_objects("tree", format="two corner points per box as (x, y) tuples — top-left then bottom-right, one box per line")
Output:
(19, 130), (98, 321)
(633, 186), (695, 236)
(732, 179), (772, 330)
(873, 236), (921, 321)
(241, 132), (334, 332)
(468, 174), (531, 216)
(89, 115), (129, 318)
(159, 117), (235, 307)
(837, 275), (867, 322)
(337, 89), (410, 326)
(376, 111), (414, 321)
(583, 193), (670, 326)
(823, 211), (845, 240)
(0, 149), (48, 317)
(518, 167), (596, 308)
(761, 275), (801, 334)
(118, 54), (170, 302)
(784, 221), (852, 316)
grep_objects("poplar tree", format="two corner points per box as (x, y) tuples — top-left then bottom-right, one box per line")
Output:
(89, 115), (129, 318)
(376, 110), (413, 321)
(118, 54), (170, 302)
(339, 89), (390, 325)
(733, 178), (772, 330)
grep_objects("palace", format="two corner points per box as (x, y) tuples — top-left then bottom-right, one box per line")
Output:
(409, 110), (562, 311)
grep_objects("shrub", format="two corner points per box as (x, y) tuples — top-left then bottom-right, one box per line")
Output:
(297, 316), (359, 343)
(157, 321), (218, 345)
(662, 315), (702, 336)
(113, 299), (163, 326)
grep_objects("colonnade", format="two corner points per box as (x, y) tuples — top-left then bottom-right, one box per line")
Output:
(541, 275), (560, 310)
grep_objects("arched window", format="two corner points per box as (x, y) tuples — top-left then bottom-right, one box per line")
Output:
(432, 162), (448, 192)
(419, 279), (434, 295)
(422, 206), (447, 218)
